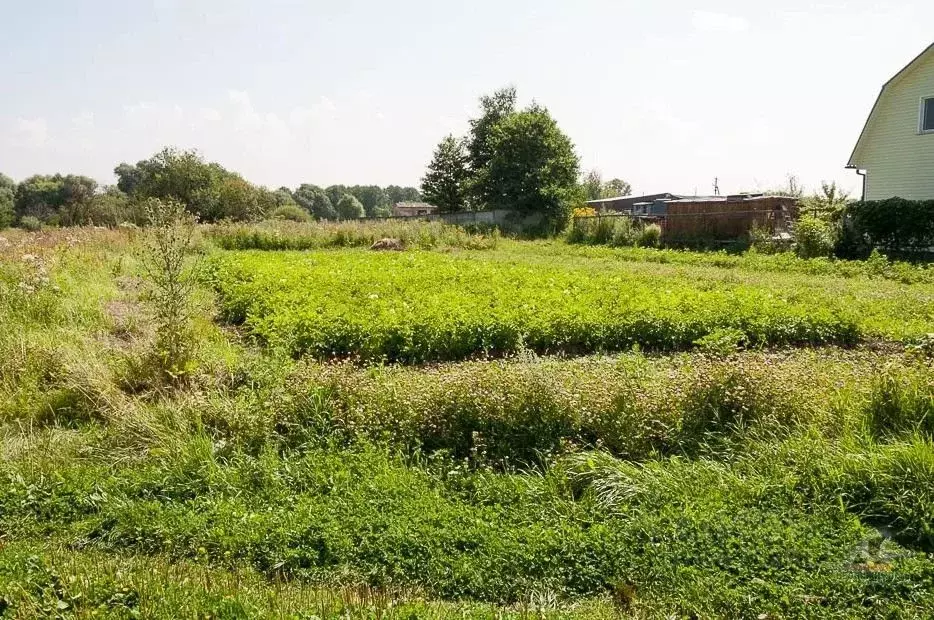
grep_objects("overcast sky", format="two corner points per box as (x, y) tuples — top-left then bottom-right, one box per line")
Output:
(1, 0), (931, 196)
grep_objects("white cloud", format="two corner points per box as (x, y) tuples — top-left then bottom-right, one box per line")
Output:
(289, 96), (338, 126)
(199, 107), (222, 122)
(9, 117), (49, 148)
(691, 10), (749, 33)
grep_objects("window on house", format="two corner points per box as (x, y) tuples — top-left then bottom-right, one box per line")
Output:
(923, 97), (934, 132)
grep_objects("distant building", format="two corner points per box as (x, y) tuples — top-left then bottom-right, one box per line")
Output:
(392, 202), (439, 217)
(586, 193), (682, 213)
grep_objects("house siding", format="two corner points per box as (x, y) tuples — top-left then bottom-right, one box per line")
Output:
(851, 52), (934, 201)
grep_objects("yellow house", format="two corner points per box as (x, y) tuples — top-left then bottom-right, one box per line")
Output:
(847, 42), (934, 201)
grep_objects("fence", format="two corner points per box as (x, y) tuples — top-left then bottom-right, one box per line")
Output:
(665, 196), (797, 240)
(574, 196), (798, 245)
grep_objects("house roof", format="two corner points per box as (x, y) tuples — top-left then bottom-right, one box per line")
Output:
(847, 41), (934, 168)
(586, 193), (681, 206)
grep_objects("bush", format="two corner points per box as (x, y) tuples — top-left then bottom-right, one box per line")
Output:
(18, 216), (42, 231)
(845, 198), (934, 255)
(567, 216), (636, 246)
(636, 223), (662, 248)
(271, 204), (310, 222)
(140, 198), (199, 383)
(794, 215), (836, 259)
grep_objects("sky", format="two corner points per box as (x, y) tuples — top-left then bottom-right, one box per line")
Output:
(1, 0), (932, 197)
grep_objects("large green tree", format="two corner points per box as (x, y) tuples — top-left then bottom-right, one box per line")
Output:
(582, 169), (603, 202)
(348, 185), (391, 218)
(421, 135), (470, 213)
(602, 178), (632, 198)
(484, 104), (581, 231)
(294, 184), (337, 220)
(335, 194), (365, 220)
(324, 185), (349, 210)
(0, 173), (15, 228)
(467, 87), (517, 207)
(385, 185), (421, 205)
(114, 148), (270, 222)
(14, 174), (97, 223)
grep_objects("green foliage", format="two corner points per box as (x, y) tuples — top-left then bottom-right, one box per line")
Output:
(208, 248), (880, 363)
(795, 214), (837, 258)
(114, 147), (264, 222)
(13, 174), (98, 224)
(140, 199), (199, 382)
(568, 216), (637, 246)
(271, 204), (311, 222)
(636, 223), (661, 248)
(844, 198), (934, 255)
(466, 86), (518, 206)
(335, 193), (365, 220)
(293, 184), (336, 220)
(865, 365), (934, 440)
(581, 169), (604, 202)
(421, 135), (470, 213)
(484, 104), (582, 233)
(385, 185), (422, 205)
(581, 171), (631, 202)
(3, 230), (934, 617)
(0, 173), (14, 229)
(800, 181), (850, 221)
(210, 220), (498, 252)
(347, 185), (391, 218)
(18, 215), (42, 231)
(602, 178), (632, 198)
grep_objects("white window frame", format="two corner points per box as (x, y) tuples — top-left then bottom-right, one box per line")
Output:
(921, 96), (934, 134)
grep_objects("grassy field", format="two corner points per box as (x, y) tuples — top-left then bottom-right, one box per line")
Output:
(209, 243), (932, 362)
(0, 223), (933, 618)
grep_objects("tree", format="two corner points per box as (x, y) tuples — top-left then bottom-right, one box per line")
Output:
(325, 185), (349, 209)
(467, 86), (518, 207)
(116, 147), (267, 222)
(114, 163), (143, 195)
(0, 173), (15, 229)
(273, 187), (297, 207)
(484, 103), (581, 232)
(602, 178), (632, 198)
(217, 173), (261, 221)
(385, 185), (421, 205)
(582, 169), (603, 201)
(335, 193), (365, 220)
(421, 135), (470, 213)
(294, 184), (337, 220)
(55, 175), (99, 226)
(348, 185), (391, 217)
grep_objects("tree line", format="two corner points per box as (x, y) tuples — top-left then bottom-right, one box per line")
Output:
(419, 87), (631, 230)
(0, 148), (421, 229)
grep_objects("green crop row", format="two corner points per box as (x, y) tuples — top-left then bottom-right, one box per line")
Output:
(207, 249), (933, 362)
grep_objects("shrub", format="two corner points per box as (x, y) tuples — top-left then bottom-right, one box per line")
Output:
(140, 198), (199, 383)
(567, 216), (636, 246)
(794, 215), (836, 258)
(845, 198), (934, 255)
(271, 204), (310, 222)
(636, 223), (661, 248)
(19, 216), (42, 232)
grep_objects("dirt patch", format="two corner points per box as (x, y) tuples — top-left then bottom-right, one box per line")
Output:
(370, 238), (405, 251)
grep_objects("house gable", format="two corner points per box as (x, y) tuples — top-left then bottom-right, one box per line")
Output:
(847, 43), (934, 201)
(848, 42), (934, 168)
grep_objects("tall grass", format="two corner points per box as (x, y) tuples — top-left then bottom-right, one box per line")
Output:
(208, 219), (500, 251)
